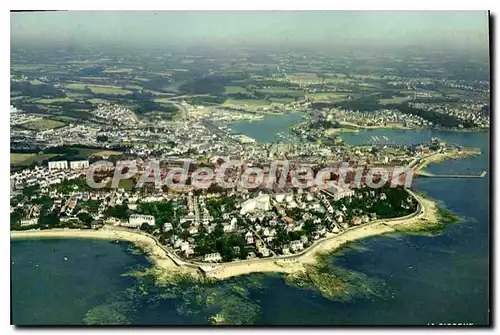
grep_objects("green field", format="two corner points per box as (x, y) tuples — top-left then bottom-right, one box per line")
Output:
(29, 79), (45, 85)
(379, 97), (411, 105)
(65, 92), (89, 99)
(62, 83), (90, 90)
(37, 97), (75, 104)
(89, 85), (132, 95)
(87, 98), (109, 104)
(154, 98), (175, 104)
(62, 83), (132, 95)
(309, 92), (350, 101)
(358, 83), (378, 88)
(103, 67), (135, 73)
(21, 119), (66, 131)
(224, 86), (248, 94)
(269, 97), (295, 104)
(11, 65), (43, 71)
(118, 178), (135, 191)
(11, 148), (122, 167)
(52, 116), (79, 123)
(10, 153), (60, 166)
(125, 85), (144, 90)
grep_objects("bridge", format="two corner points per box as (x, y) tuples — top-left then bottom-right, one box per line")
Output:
(417, 170), (487, 178)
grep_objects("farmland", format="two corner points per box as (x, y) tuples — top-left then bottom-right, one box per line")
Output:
(103, 67), (135, 73)
(225, 86), (249, 94)
(88, 85), (133, 95)
(37, 97), (75, 104)
(379, 97), (411, 105)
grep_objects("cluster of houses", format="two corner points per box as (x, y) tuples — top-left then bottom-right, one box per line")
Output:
(92, 104), (140, 126)
(10, 163), (89, 190)
(18, 204), (41, 227)
(11, 155), (402, 265)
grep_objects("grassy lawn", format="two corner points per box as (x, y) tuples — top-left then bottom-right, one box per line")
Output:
(224, 86), (248, 94)
(11, 153), (60, 166)
(118, 178), (135, 191)
(11, 148), (123, 167)
(37, 97), (75, 104)
(21, 119), (66, 131)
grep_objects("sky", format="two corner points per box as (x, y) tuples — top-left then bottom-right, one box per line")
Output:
(10, 11), (490, 49)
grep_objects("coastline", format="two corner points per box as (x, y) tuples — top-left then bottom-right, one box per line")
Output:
(10, 228), (197, 279)
(10, 191), (441, 281)
(12, 145), (467, 281)
(335, 123), (488, 133)
(203, 190), (437, 279)
(414, 150), (482, 174)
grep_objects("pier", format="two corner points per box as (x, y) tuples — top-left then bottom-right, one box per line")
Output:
(417, 170), (487, 178)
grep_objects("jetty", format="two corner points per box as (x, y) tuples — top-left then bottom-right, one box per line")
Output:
(417, 170), (487, 178)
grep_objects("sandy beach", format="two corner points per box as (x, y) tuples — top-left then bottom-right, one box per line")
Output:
(10, 228), (197, 277)
(11, 190), (439, 281)
(203, 190), (437, 279)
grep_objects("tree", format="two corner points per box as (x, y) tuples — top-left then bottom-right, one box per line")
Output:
(105, 204), (129, 220)
(10, 211), (22, 229)
(140, 222), (153, 233)
(78, 212), (93, 226)
(39, 212), (60, 228)
(213, 223), (224, 238)
(22, 185), (39, 197)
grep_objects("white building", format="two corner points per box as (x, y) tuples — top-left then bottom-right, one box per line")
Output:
(48, 160), (68, 170)
(290, 240), (304, 252)
(163, 222), (173, 232)
(323, 183), (355, 201)
(204, 252), (222, 262)
(20, 218), (38, 227)
(187, 226), (198, 235)
(70, 160), (90, 170)
(121, 214), (155, 228)
(240, 194), (271, 215)
(258, 247), (270, 257)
